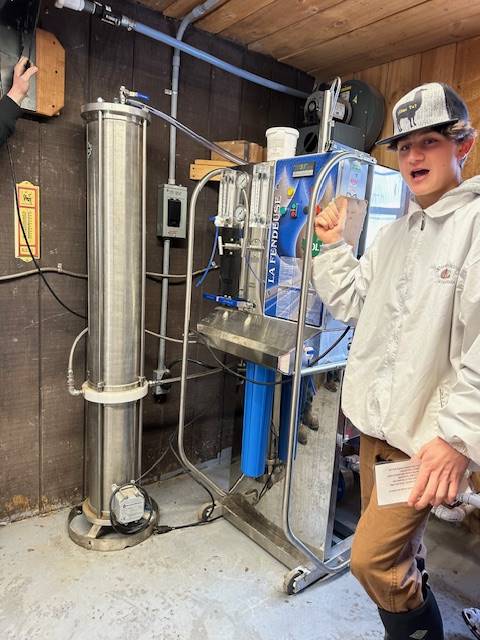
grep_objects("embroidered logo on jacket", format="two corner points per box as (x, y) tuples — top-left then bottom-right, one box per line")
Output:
(434, 263), (459, 284)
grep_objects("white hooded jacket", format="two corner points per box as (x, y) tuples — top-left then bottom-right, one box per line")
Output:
(312, 176), (480, 466)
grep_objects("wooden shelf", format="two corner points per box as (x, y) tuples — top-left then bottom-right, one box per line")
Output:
(35, 29), (65, 117)
(189, 159), (236, 181)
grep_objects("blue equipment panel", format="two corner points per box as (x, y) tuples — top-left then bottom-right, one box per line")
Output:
(264, 153), (369, 328)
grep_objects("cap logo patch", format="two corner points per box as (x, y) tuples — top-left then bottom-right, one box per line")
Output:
(395, 89), (426, 132)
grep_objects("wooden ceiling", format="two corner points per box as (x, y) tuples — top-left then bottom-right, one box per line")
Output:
(137, 0), (480, 80)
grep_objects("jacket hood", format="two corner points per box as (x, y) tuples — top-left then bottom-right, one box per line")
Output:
(408, 175), (480, 219)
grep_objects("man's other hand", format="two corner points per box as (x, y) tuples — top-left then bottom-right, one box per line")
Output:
(408, 437), (469, 510)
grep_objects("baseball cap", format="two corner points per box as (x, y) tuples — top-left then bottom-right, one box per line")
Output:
(377, 82), (469, 146)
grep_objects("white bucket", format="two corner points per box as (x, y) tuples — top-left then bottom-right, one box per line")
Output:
(265, 126), (299, 160)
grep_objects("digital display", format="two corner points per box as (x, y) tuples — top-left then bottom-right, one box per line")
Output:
(292, 161), (315, 178)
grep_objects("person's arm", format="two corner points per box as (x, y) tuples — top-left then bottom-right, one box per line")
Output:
(437, 258), (480, 464)
(312, 196), (379, 326)
(409, 258), (480, 510)
(0, 56), (38, 147)
(0, 94), (22, 146)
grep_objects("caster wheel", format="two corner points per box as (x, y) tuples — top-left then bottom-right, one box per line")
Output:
(284, 568), (304, 595)
(197, 502), (215, 522)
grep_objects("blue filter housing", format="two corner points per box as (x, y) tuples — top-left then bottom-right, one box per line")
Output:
(241, 362), (276, 477)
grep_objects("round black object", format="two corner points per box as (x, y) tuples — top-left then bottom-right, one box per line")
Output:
(339, 79), (385, 151)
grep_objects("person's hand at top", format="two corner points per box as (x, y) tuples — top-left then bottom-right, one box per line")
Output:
(314, 195), (348, 245)
(7, 56), (38, 106)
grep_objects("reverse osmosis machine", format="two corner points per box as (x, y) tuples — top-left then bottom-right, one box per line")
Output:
(176, 144), (406, 593)
(66, 82), (406, 592)
(167, 81), (405, 593)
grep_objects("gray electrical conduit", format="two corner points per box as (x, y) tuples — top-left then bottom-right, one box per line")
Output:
(147, 266), (218, 279)
(0, 266), (217, 282)
(0, 267), (87, 281)
(159, 0), (224, 391)
(67, 326), (221, 396)
(54, 0), (309, 100)
(168, 0), (225, 185)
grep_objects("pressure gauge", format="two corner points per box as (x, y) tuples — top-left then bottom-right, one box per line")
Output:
(234, 205), (246, 223)
(236, 172), (250, 190)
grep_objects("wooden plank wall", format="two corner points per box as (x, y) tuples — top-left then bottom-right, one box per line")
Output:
(0, 0), (311, 521)
(353, 35), (480, 178)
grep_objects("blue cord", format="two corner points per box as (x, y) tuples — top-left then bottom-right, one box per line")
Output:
(195, 226), (219, 288)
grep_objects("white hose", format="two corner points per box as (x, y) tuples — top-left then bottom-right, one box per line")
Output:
(458, 492), (480, 509)
(67, 327), (88, 396)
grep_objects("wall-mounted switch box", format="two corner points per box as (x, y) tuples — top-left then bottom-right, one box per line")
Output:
(157, 184), (188, 239)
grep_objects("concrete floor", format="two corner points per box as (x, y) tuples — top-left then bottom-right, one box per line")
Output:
(1, 468), (479, 640)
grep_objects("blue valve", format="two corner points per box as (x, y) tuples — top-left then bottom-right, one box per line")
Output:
(203, 294), (253, 310)
(203, 293), (238, 308)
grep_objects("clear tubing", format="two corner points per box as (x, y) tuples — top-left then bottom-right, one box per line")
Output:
(127, 100), (245, 164)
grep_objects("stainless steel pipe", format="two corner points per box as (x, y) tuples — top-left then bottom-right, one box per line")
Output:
(281, 151), (365, 571)
(177, 168), (228, 499)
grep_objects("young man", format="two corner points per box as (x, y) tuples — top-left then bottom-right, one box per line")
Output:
(312, 83), (480, 639)
(0, 56), (38, 147)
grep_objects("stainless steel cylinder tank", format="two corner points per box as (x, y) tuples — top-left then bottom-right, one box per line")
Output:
(81, 100), (149, 525)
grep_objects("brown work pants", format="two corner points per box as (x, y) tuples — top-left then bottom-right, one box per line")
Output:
(350, 434), (431, 613)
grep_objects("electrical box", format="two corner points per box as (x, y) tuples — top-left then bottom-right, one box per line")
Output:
(157, 184), (188, 239)
(111, 485), (145, 524)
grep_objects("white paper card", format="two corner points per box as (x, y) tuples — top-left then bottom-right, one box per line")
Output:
(375, 460), (421, 507)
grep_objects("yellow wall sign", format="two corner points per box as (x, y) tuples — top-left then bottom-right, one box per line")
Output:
(14, 181), (40, 262)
